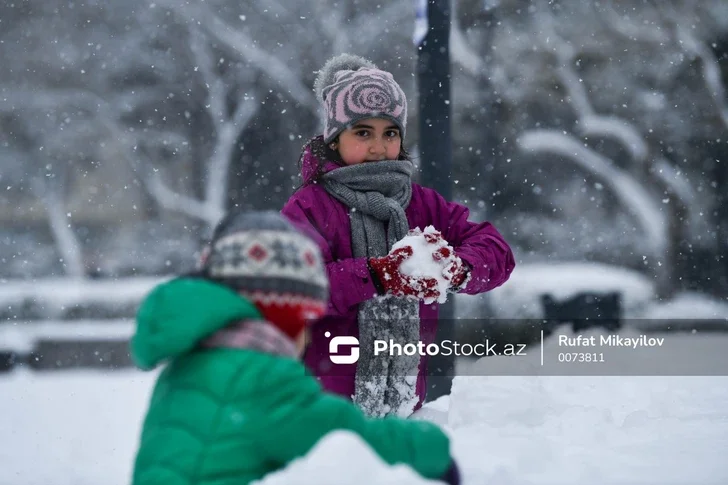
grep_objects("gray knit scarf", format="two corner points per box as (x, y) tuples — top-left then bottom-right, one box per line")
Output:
(322, 160), (421, 417)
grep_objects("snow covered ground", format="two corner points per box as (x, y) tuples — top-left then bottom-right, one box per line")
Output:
(2, 333), (727, 485)
(2, 265), (727, 484)
(444, 331), (728, 484)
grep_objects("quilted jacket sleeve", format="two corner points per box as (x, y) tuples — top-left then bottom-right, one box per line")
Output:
(259, 370), (453, 481)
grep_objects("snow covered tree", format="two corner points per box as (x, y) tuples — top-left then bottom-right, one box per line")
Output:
(452, 0), (728, 297)
(0, 0), (415, 277)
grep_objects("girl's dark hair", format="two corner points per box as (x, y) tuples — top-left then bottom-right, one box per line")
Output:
(295, 135), (412, 189)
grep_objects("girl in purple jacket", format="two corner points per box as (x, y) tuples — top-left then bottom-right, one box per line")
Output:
(282, 53), (515, 418)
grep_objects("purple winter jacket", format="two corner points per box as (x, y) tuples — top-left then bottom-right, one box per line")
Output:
(281, 139), (515, 410)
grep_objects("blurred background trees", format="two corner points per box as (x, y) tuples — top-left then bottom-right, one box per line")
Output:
(1, 0), (726, 298)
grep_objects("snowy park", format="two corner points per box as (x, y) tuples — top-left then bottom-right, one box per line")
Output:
(2, 0), (728, 484)
(2, 265), (728, 484)
(3, 340), (728, 484)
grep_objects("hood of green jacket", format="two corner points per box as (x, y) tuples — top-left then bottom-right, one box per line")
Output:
(131, 277), (262, 370)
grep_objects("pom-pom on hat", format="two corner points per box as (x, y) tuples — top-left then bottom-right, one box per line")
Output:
(202, 210), (329, 339)
(314, 53), (408, 144)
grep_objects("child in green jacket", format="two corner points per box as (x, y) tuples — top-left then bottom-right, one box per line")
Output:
(130, 210), (460, 485)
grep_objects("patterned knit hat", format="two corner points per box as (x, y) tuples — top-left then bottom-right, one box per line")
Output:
(314, 53), (408, 144)
(202, 210), (329, 339)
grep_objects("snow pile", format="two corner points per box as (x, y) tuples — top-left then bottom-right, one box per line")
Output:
(3, 359), (728, 484)
(641, 292), (728, 320)
(0, 277), (163, 309)
(3, 279), (728, 485)
(444, 331), (728, 483)
(0, 319), (134, 353)
(393, 226), (459, 304)
(445, 374), (728, 484)
(477, 261), (655, 319)
(630, 292), (728, 331)
(0, 369), (156, 485)
(253, 431), (437, 485)
(0, 277), (164, 320)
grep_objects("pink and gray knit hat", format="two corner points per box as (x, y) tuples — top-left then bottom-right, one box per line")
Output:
(314, 53), (408, 144)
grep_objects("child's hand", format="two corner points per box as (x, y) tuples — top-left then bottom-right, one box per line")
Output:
(368, 247), (441, 300)
(441, 459), (461, 485)
(423, 230), (470, 292)
(443, 255), (470, 291)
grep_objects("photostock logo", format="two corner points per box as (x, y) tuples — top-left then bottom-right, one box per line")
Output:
(326, 331), (360, 364)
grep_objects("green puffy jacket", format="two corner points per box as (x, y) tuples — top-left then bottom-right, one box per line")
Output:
(130, 278), (453, 485)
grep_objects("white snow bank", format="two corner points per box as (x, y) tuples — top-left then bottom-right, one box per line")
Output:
(630, 292), (728, 331)
(0, 277), (165, 320)
(410, 395), (451, 427)
(2, 346), (728, 485)
(253, 430), (437, 485)
(444, 329), (728, 483)
(0, 369), (157, 485)
(447, 374), (728, 484)
(457, 261), (655, 319)
(0, 277), (164, 305)
(0, 319), (134, 352)
(642, 291), (728, 320)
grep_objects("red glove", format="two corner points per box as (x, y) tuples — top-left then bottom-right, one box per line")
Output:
(445, 256), (470, 290)
(424, 230), (470, 291)
(423, 228), (444, 245)
(368, 246), (440, 300)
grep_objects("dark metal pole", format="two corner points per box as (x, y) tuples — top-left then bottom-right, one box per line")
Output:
(417, 0), (454, 402)
(708, 34), (728, 296)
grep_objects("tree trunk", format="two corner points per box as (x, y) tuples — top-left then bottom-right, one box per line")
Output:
(33, 175), (86, 279)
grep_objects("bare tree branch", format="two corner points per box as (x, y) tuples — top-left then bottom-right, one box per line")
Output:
(353, 3), (410, 49)
(580, 115), (649, 163)
(601, 2), (728, 132)
(450, 0), (486, 77)
(517, 129), (667, 255)
(136, 26), (263, 224)
(189, 27), (227, 132)
(311, 2), (348, 50)
(148, 172), (224, 225)
(652, 156), (699, 221)
(674, 25), (728, 129)
(249, 0), (293, 20)
(205, 94), (259, 213)
(0, 87), (158, 170)
(158, 0), (319, 113)
(537, 11), (649, 163)
(598, 2), (670, 44)
(30, 170), (85, 279)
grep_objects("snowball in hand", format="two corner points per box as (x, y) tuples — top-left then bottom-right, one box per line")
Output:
(391, 226), (457, 304)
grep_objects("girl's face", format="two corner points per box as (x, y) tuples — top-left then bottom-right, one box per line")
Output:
(335, 117), (402, 165)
